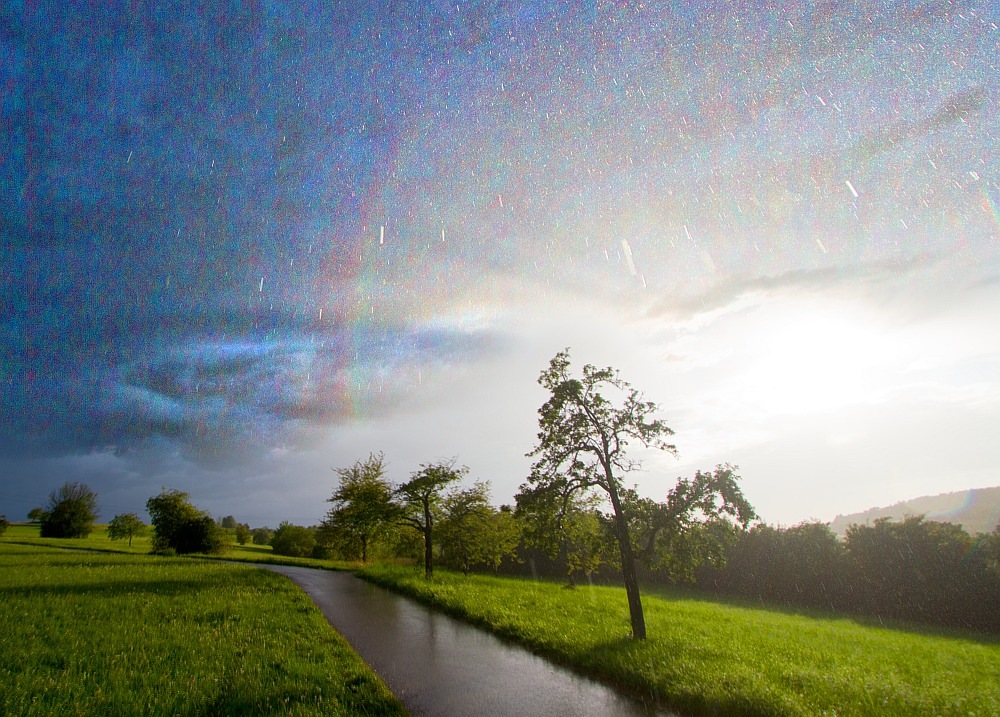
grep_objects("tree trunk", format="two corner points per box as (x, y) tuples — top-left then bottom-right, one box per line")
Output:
(608, 484), (646, 639)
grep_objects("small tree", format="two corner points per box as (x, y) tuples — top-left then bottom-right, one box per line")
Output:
(323, 453), (398, 562)
(395, 460), (465, 578)
(146, 488), (224, 555)
(0, 515), (8, 536)
(438, 481), (494, 574)
(515, 486), (613, 585)
(27, 507), (45, 523)
(525, 349), (677, 639)
(40, 482), (99, 539)
(107, 513), (146, 547)
(479, 506), (522, 574)
(220, 515), (238, 529)
(234, 523), (252, 545)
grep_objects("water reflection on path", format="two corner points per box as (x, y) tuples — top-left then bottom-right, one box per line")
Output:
(261, 565), (677, 717)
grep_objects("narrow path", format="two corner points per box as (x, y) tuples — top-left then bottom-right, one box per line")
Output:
(261, 565), (676, 717)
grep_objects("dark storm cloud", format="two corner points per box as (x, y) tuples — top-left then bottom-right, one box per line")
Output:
(12, 295), (503, 458)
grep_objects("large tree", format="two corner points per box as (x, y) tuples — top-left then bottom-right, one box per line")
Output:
(322, 453), (397, 562)
(395, 460), (465, 578)
(524, 349), (676, 639)
(40, 482), (99, 538)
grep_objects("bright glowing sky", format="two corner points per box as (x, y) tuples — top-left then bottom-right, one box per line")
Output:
(4, 1), (999, 527)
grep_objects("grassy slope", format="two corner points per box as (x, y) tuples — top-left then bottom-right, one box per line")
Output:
(358, 564), (1000, 717)
(0, 541), (407, 716)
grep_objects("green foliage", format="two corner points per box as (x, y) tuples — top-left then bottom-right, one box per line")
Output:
(106, 513), (146, 547)
(39, 481), (98, 538)
(0, 543), (406, 716)
(145, 489), (224, 555)
(516, 488), (614, 583)
(845, 516), (980, 626)
(395, 459), (466, 578)
(321, 453), (398, 562)
(698, 516), (1000, 633)
(219, 515), (238, 529)
(251, 527), (273, 545)
(0, 515), (8, 536)
(523, 349), (677, 638)
(27, 507), (45, 523)
(701, 521), (847, 610)
(438, 481), (500, 574)
(476, 506), (523, 574)
(628, 464), (757, 582)
(360, 563), (1000, 717)
(234, 523), (252, 545)
(269, 521), (317, 558)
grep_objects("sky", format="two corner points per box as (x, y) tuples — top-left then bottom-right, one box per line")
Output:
(3, 0), (998, 528)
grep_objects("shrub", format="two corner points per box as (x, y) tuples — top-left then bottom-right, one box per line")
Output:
(146, 489), (225, 555)
(270, 522), (316, 557)
(252, 527), (273, 545)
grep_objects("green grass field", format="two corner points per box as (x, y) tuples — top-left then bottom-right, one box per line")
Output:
(0, 540), (407, 716)
(358, 563), (1000, 717)
(2, 523), (352, 569)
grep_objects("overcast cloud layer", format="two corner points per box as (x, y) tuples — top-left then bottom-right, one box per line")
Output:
(3, 1), (998, 526)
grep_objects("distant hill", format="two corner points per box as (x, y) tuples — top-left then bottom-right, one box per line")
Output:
(828, 486), (1000, 536)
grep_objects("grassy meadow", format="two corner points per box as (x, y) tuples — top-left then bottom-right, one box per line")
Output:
(2, 522), (349, 569)
(7, 522), (999, 716)
(358, 563), (1000, 717)
(0, 540), (406, 716)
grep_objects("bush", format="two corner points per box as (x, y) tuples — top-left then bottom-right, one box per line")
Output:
(0, 515), (8, 536)
(270, 522), (316, 558)
(146, 489), (225, 555)
(40, 482), (98, 538)
(252, 527), (273, 545)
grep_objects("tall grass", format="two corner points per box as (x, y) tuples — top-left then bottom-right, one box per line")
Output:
(358, 563), (999, 717)
(0, 543), (407, 716)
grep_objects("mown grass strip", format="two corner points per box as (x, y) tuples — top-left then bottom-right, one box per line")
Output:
(0, 543), (407, 716)
(357, 563), (1000, 717)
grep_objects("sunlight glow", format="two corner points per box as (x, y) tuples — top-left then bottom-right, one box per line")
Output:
(736, 299), (898, 416)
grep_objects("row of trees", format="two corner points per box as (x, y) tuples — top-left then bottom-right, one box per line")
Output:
(694, 516), (1000, 633)
(312, 351), (757, 640)
(20, 481), (244, 555)
(17, 350), (995, 640)
(8, 351), (750, 640)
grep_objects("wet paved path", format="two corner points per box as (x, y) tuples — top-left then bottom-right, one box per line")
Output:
(260, 565), (676, 717)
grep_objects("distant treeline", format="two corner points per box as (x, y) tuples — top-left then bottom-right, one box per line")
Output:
(689, 516), (1000, 634)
